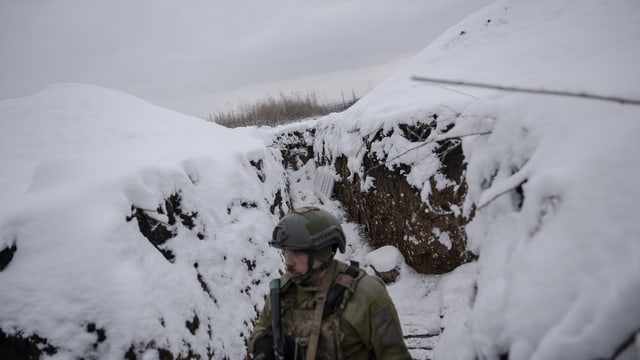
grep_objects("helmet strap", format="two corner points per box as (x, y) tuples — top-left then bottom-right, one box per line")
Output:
(292, 255), (332, 285)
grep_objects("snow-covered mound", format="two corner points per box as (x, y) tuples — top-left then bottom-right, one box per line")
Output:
(0, 83), (288, 358)
(298, 0), (640, 358)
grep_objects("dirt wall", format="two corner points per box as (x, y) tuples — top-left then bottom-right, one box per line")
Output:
(276, 123), (476, 274)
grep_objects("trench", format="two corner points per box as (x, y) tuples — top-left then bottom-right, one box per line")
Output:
(275, 123), (476, 275)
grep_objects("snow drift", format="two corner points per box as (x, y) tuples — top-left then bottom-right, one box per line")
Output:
(0, 84), (290, 358)
(270, 0), (640, 358)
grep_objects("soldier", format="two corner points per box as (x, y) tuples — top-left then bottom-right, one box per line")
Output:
(248, 206), (411, 359)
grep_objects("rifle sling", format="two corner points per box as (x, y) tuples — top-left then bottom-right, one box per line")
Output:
(322, 266), (359, 320)
(305, 261), (338, 360)
(270, 279), (285, 359)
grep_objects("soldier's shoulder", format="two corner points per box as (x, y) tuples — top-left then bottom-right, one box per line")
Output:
(343, 270), (392, 323)
(355, 272), (386, 292)
(335, 260), (385, 290)
(344, 270), (385, 307)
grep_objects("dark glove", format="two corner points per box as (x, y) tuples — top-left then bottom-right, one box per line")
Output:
(284, 335), (305, 360)
(252, 332), (305, 360)
(252, 331), (274, 360)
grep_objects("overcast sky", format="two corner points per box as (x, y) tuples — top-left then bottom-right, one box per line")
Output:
(0, 1), (495, 118)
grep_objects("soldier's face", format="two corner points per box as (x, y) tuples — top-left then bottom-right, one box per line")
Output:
(284, 249), (325, 276)
(283, 249), (309, 279)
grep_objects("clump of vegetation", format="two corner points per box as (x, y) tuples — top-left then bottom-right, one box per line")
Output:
(209, 91), (357, 128)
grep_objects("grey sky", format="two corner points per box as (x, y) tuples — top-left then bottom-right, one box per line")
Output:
(0, 1), (495, 117)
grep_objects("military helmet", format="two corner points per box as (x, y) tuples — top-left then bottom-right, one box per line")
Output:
(271, 206), (346, 254)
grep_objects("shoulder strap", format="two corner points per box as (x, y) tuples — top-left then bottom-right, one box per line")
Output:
(322, 266), (362, 319)
(306, 261), (337, 360)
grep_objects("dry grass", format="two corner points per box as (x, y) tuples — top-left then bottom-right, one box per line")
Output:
(209, 91), (356, 128)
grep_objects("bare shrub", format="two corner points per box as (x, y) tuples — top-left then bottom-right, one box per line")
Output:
(209, 91), (357, 128)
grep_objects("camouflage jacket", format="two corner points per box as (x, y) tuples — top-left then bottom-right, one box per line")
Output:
(248, 260), (411, 359)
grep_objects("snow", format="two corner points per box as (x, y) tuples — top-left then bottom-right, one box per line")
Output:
(0, 83), (289, 358)
(2, 0), (640, 359)
(363, 245), (405, 273)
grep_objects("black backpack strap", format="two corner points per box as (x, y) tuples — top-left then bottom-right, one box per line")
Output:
(322, 266), (361, 319)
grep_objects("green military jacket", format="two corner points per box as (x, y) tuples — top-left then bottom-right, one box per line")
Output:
(248, 260), (411, 359)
